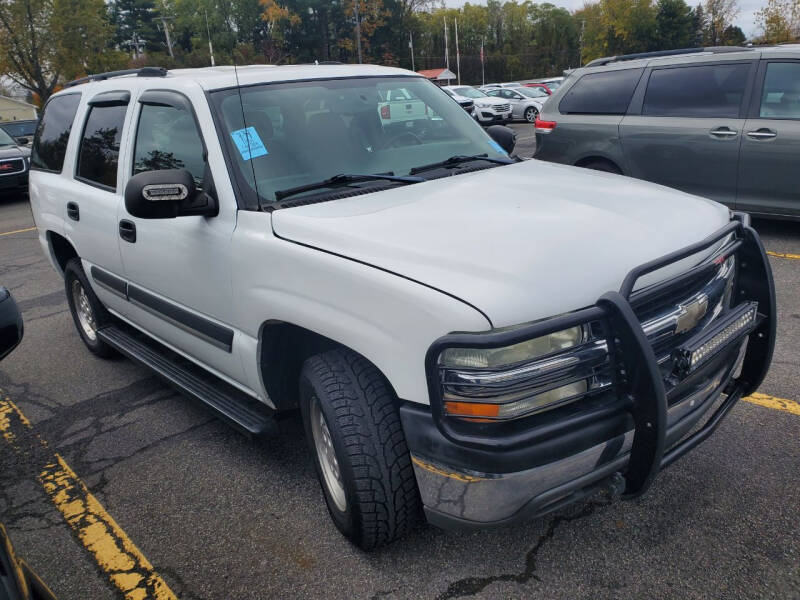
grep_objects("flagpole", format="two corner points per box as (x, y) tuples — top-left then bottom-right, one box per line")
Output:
(409, 32), (415, 71)
(443, 17), (449, 84)
(455, 18), (460, 85)
(481, 38), (485, 86)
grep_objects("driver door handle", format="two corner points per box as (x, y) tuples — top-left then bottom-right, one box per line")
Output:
(119, 220), (136, 243)
(746, 129), (777, 139)
(709, 127), (738, 138)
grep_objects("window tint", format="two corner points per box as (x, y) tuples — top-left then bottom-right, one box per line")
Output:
(559, 69), (642, 115)
(76, 103), (127, 190)
(759, 62), (800, 119)
(31, 94), (81, 172)
(643, 63), (750, 118)
(133, 103), (205, 185)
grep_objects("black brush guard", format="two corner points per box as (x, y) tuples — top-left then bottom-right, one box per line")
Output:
(425, 214), (776, 498)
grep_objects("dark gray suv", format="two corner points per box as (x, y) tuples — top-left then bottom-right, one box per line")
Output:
(535, 46), (800, 220)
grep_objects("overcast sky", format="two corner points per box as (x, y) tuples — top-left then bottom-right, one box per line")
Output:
(443, 0), (764, 39)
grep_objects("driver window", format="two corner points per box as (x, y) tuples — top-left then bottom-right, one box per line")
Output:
(133, 103), (205, 185)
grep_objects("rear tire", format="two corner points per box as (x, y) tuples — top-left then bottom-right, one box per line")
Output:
(524, 107), (538, 123)
(299, 348), (420, 550)
(64, 258), (116, 358)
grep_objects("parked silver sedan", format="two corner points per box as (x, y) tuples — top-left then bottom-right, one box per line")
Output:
(485, 86), (549, 122)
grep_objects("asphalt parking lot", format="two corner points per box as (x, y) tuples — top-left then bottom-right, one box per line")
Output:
(1, 155), (798, 599)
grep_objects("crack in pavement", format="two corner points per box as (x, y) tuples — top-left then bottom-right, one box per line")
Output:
(434, 499), (613, 600)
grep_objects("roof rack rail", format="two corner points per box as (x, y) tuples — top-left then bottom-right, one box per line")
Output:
(584, 46), (752, 68)
(65, 67), (168, 88)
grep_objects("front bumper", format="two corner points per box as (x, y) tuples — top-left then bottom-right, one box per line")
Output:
(404, 216), (776, 529)
(476, 109), (512, 123)
(0, 171), (28, 191)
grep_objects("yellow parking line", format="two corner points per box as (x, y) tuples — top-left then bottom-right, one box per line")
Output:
(766, 250), (800, 261)
(743, 393), (800, 416)
(0, 226), (36, 237)
(0, 397), (177, 600)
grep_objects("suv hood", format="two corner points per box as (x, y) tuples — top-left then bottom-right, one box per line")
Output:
(272, 160), (730, 328)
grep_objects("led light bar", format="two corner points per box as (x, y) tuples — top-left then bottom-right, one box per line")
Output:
(673, 302), (759, 376)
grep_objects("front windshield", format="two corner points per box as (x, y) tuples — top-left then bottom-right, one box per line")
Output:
(211, 76), (508, 206)
(546, 81), (562, 90)
(452, 87), (487, 99)
(519, 87), (548, 98)
(0, 128), (16, 146)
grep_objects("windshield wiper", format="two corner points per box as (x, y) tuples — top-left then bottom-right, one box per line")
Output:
(274, 172), (423, 201)
(408, 153), (514, 175)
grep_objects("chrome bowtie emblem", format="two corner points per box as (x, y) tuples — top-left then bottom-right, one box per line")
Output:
(675, 296), (709, 335)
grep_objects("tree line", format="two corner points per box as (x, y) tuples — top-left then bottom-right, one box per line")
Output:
(0, 0), (790, 106)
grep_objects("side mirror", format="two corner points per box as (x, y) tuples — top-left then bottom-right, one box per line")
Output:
(124, 169), (217, 219)
(15, 137), (29, 146)
(486, 125), (517, 155)
(0, 287), (23, 361)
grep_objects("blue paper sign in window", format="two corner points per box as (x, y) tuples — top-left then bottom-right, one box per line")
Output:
(231, 127), (268, 161)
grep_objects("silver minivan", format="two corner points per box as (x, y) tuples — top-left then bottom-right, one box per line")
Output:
(535, 46), (800, 220)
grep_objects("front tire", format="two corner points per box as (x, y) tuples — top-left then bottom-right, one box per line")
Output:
(299, 348), (420, 550)
(64, 258), (115, 358)
(524, 107), (538, 123)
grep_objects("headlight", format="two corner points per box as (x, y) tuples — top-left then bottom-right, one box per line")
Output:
(440, 326), (583, 368)
(437, 325), (610, 423)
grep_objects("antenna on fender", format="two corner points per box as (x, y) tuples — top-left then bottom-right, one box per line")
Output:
(232, 57), (262, 209)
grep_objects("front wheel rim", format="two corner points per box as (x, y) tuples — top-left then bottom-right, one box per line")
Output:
(71, 279), (97, 342)
(526, 108), (537, 122)
(310, 396), (347, 512)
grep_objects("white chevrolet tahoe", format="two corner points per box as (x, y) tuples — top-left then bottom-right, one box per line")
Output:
(29, 64), (776, 550)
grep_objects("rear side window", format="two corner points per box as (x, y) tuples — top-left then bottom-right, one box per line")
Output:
(558, 69), (643, 115)
(76, 104), (128, 190)
(643, 63), (751, 118)
(759, 62), (800, 119)
(31, 94), (81, 172)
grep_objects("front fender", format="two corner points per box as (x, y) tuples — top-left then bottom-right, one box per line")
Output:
(231, 211), (491, 406)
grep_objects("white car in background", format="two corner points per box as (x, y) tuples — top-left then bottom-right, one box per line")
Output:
(442, 85), (512, 124)
(485, 86), (550, 123)
(481, 82), (524, 90)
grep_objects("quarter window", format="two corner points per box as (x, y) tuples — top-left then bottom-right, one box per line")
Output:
(558, 69), (643, 115)
(133, 103), (205, 185)
(642, 63), (751, 118)
(31, 94), (81, 172)
(76, 103), (127, 190)
(759, 62), (800, 119)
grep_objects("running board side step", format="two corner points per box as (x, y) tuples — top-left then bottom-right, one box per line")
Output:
(98, 323), (279, 438)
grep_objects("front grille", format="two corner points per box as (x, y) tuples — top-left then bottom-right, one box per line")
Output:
(494, 103), (510, 112)
(0, 158), (25, 176)
(632, 255), (737, 392)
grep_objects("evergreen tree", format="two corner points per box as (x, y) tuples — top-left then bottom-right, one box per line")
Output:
(108, 0), (162, 56)
(655, 0), (694, 49)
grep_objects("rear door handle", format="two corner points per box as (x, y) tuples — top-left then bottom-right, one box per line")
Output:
(746, 129), (777, 139)
(709, 127), (738, 138)
(119, 219), (136, 243)
(66, 202), (79, 221)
